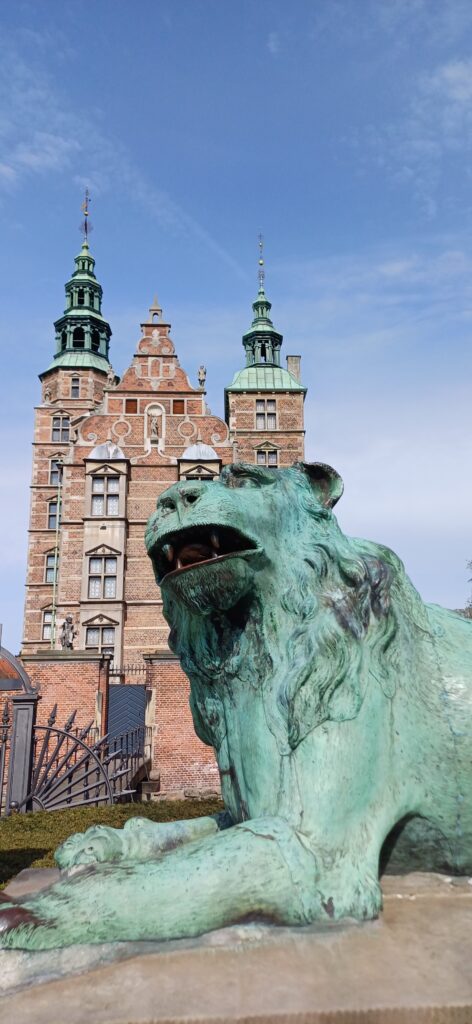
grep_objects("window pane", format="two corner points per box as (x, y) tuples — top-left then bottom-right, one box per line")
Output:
(89, 557), (102, 574)
(86, 627), (99, 647)
(268, 452), (278, 466)
(256, 451), (266, 465)
(50, 460), (60, 485)
(91, 495), (104, 516)
(88, 577), (102, 598)
(104, 558), (117, 573)
(92, 477), (105, 492)
(256, 401), (265, 412)
(61, 418), (70, 441)
(256, 414), (265, 429)
(173, 400), (185, 414)
(267, 400), (276, 412)
(48, 503), (57, 529)
(42, 611), (52, 640)
(102, 646), (114, 655)
(107, 495), (119, 516)
(107, 477), (119, 493)
(267, 414), (276, 429)
(102, 627), (115, 645)
(45, 568), (54, 583)
(104, 576), (116, 598)
(125, 399), (138, 413)
(71, 378), (79, 398)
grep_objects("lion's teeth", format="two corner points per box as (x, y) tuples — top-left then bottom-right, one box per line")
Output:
(176, 558), (182, 570)
(210, 531), (220, 550)
(163, 544), (174, 563)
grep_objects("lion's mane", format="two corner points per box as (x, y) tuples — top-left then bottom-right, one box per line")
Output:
(161, 465), (430, 755)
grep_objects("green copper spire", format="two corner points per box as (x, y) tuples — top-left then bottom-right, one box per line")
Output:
(242, 236), (283, 368)
(42, 193), (112, 376)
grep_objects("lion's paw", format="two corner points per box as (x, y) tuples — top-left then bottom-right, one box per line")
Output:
(55, 824), (125, 871)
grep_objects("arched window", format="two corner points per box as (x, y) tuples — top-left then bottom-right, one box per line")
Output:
(77, 288), (85, 306)
(61, 331), (67, 351)
(73, 327), (85, 349)
(91, 329), (100, 352)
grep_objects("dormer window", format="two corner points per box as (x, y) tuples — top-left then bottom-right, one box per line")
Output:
(91, 476), (120, 516)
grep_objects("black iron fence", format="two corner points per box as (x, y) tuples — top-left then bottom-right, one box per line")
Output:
(0, 695), (152, 816)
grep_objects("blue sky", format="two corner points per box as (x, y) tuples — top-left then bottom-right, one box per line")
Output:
(1, 0), (471, 650)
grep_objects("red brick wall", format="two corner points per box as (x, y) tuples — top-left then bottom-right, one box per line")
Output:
(147, 658), (220, 795)
(21, 654), (109, 736)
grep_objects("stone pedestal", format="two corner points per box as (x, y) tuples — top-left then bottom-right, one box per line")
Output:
(1, 872), (471, 1023)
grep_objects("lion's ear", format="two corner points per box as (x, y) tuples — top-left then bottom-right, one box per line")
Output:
(299, 462), (344, 508)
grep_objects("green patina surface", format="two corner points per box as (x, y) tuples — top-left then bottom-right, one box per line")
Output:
(226, 364), (306, 391)
(1, 461), (471, 950)
(42, 351), (110, 373)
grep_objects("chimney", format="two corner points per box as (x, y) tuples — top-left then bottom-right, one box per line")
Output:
(286, 355), (301, 382)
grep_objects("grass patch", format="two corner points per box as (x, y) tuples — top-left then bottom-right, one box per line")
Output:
(0, 798), (223, 889)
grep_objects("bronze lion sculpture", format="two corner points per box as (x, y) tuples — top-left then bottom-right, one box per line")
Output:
(1, 461), (471, 949)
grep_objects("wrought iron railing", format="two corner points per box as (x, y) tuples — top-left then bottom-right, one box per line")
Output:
(0, 701), (152, 816)
(109, 662), (148, 681)
(0, 702), (11, 815)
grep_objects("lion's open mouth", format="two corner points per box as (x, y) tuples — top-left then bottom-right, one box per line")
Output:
(152, 526), (258, 583)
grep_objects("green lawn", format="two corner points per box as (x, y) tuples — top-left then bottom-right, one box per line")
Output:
(0, 799), (223, 889)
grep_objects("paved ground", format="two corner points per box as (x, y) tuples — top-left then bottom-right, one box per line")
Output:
(0, 871), (471, 1023)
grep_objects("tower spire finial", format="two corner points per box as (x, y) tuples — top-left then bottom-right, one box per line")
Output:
(80, 188), (91, 243)
(258, 232), (265, 291)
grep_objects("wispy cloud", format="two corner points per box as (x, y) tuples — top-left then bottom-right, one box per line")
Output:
(0, 31), (245, 277)
(361, 57), (472, 217)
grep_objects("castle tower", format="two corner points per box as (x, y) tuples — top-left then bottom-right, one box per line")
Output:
(225, 240), (306, 466)
(22, 217), (115, 657)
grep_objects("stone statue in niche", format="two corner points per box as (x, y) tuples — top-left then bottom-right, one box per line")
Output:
(106, 366), (116, 387)
(43, 386), (51, 403)
(149, 412), (161, 442)
(59, 615), (77, 651)
(198, 365), (206, 389)
(1, 462), (471, 949)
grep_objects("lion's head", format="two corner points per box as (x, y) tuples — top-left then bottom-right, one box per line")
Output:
(146, 463), (417, 752)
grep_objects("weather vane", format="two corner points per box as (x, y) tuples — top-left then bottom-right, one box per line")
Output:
(80, 189), (93, 242)
(258, 232), (265, 289)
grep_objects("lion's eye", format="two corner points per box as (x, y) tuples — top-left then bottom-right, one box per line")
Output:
(224, 466), (275, 489)
(226, 473), (260, 488)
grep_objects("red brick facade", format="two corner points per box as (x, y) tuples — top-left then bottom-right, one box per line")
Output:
(21, 256), (306, 795)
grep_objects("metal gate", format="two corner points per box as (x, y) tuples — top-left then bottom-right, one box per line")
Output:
(108, 684), (147, 741)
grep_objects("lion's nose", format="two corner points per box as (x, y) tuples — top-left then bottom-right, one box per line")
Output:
(157, 484), (205, 517)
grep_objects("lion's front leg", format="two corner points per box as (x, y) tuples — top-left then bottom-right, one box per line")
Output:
(0, 818), (318, 950)
(55, 813), (231, 871)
